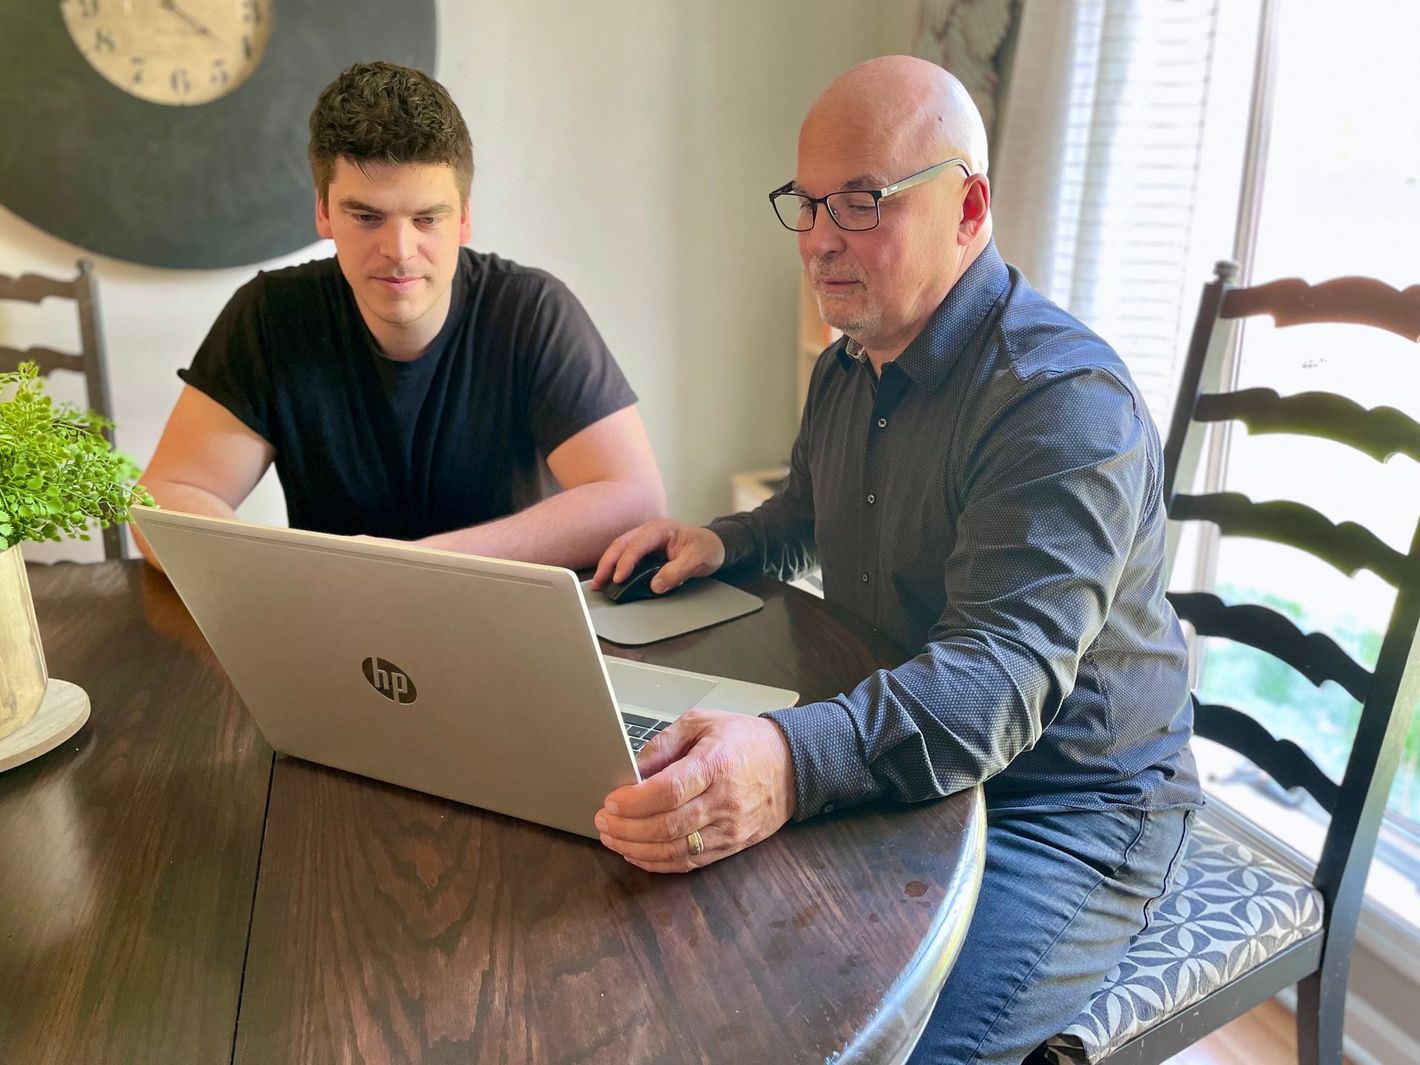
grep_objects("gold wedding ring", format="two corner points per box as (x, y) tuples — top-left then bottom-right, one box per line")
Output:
(687, 829), (705, 857)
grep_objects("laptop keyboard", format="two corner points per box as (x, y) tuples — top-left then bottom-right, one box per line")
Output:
(621, 712), (669, 753)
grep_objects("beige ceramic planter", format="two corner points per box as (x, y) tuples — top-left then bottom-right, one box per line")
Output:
(0, 543), (48, 741)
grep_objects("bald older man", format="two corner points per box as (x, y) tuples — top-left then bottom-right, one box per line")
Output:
(592, 57), (1201, 1064)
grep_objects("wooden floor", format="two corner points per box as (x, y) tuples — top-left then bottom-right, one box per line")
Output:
(1163, 998), (1352, 1065)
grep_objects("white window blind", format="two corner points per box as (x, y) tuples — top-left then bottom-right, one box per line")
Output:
(992, 0), (1223, 423)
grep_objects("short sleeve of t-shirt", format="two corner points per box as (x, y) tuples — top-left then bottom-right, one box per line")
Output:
(512, 271), (637, 456)
(177, 274), (275, 444)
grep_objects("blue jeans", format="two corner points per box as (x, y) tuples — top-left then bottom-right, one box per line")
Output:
(909, 804), (1193, 1065)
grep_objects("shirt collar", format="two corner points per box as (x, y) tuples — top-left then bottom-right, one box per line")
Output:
(834, 239), (1010, 392)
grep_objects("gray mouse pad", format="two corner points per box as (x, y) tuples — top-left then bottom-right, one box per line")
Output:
(581, 577), (764, 646)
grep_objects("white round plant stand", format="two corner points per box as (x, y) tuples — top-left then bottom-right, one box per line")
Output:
(0, 678), (90, 773)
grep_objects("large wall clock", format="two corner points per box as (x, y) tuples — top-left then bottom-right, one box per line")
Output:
(0, 1), (436, 269)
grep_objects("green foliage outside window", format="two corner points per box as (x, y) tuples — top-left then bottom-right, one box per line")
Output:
(0, 361), (152, 551)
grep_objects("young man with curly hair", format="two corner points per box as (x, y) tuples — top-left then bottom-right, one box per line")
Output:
(140, 63), (663, 568)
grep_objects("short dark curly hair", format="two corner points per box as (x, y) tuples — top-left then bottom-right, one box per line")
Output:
(308, 62), (474, 205)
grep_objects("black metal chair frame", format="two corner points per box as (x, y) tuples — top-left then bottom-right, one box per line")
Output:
(0, 259), (125, 560)
(1098, 261), (1420, 1064)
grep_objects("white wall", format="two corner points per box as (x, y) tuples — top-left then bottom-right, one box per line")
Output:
(1, 0), (919, 563)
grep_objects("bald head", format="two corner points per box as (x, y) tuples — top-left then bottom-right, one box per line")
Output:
(792, 56), (994, 368)
(801, 56), (988, 177)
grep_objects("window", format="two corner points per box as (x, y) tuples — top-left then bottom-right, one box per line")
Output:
(998, 0), (1420, 952)
(1185, 0), (1420, 940)
(991, 0), (1261, 427)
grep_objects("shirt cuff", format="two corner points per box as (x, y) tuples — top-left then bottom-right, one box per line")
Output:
(704, 516), (759, 573)
(764, 700), (881, 820)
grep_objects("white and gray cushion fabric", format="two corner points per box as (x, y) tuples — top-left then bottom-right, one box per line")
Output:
(1044, 817), (1324, 1064)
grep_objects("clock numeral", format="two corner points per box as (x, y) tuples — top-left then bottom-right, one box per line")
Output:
(93, 28), (116, 53)
(170, 68), (192, 96)
(210, 59), (230, 87)
(242, 34), (254, 61)
(74, 0), (100, 17)
(242, 0), (263, 25)
(130, 56), (146, 85)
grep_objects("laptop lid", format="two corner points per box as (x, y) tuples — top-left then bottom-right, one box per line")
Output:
(133, 506), (646, 838)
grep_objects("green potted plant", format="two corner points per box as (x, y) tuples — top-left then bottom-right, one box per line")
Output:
(0, 361), (151, 749)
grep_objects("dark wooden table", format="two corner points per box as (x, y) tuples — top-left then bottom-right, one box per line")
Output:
(1, 561), (984, 1065)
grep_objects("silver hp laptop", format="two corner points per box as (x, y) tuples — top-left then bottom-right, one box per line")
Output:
(132, 506), (797, 838)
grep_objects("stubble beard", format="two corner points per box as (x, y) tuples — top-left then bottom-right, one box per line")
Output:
(813, 291), (881, 344)
(809, 256), (879, 344)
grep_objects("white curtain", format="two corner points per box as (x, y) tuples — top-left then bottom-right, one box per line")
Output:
(990, 0), (1223, 421)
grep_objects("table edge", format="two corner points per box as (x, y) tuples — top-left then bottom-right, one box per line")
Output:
(837, 786), (987, 1065)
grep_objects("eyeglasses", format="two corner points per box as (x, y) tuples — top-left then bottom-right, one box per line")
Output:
(769, 158), (972, 232)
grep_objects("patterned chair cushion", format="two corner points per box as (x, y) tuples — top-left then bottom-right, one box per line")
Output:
(1043, 816), (1324, 1064)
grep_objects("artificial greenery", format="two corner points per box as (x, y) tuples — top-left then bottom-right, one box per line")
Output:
(0, 361), (152, 550)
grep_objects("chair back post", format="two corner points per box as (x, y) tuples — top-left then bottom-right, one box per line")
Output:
(1312, 529), (1420, 972)
(1163, 261), (1234, 497)
(1299, 544), (1420, 1065)
(73, 260), (125, 560)
(1163, 261), (1238, 573)
(74, 261), (115, 428)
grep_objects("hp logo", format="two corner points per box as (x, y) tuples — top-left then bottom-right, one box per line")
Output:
(362, 656), (418, 705)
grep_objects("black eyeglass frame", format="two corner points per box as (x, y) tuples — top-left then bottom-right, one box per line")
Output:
(768, 158), (974, 232)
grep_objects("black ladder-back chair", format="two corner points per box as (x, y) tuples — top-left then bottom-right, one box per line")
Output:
(1040, 262), (1420, 1065)
(0, 260), (125, 560)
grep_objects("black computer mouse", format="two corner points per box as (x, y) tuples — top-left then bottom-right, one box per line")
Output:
(603, 553), (669, 604)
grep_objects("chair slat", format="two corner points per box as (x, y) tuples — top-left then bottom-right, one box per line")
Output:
(1193, 698), (1340, 813)
(0, 271), (78, 304)
(1171, 492), (1409, 586)
(1168, 592), (1371, 702)
(1196, 388), (1420, 464)
(1222, 275), (1420, 342)
(0, 344), (87, 376)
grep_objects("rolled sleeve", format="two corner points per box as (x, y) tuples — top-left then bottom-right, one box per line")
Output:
(177, 274), (274, 443)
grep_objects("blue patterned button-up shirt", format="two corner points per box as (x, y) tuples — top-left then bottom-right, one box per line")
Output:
(709, 242), (1200, 817)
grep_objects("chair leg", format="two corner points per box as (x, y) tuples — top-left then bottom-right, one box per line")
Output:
(1296, 971), (1345, 1065)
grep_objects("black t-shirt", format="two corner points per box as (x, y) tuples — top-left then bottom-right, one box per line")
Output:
(179, 249), (637, 540)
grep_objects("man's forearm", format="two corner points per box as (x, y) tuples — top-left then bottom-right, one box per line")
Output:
(417, 479), (666, 569)
(767, 632), (1054, 819)
(133, 479), (240, 570)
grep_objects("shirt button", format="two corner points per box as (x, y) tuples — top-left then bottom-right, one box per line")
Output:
(860, 572), (870, 584)
(877, 417), (888, 429)
(867, 493), (876, 505)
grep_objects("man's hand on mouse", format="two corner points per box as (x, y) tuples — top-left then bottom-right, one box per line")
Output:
(595, 709), (797, 872)
(592, 519), (727, 596)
